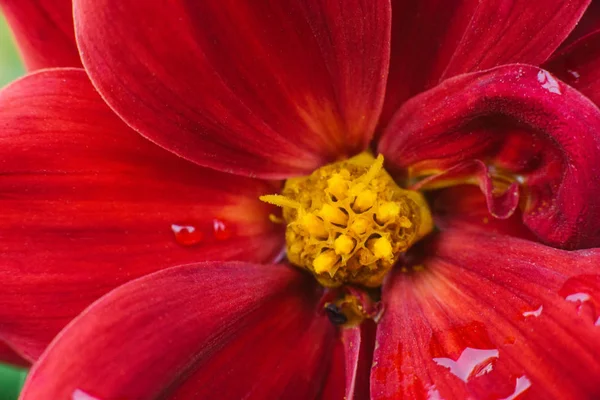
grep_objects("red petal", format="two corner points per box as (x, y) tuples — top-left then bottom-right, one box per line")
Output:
(561, 1), (600, 47)
(21, 262), (337, 399)
(545, 30), (600, 107)
(412, 160), (520, 220)
(0, 0), (81, 70)
(379, 64), (600, 249)
(0, 342), (29, 367)
(379, 0), (589, 130)
(73, 0), (391, 178)
(438, 0), (589, 80)
(372, 230), (600, 399)
(342, 322), (376, 400)
(0, 69), (283, 360)
(318, 335), (346, 400)
(431, 185), (537, 241)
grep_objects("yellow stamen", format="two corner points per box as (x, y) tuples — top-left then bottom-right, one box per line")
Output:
(369, 237), (393, 260)
(259, 152), (433, 288)
(352, 190), (377, 213)
(313, 250), (339, 275)
(334, 234), (355, 255)
(350, 217), (369, 235)
(358, 153), (384, 184)
(376, 202), (400, 224)
(259, 194), (301, 209)
(327, 174), (349, 200)
(319, 204), (349, 226)
(301, 214), (328, 239)
(399, 216), (413, 228)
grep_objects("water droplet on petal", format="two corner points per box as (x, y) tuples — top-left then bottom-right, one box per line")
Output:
(560, 275), (600, 325)
(72, 389), (101, 400)
(433, 347), (499, 383)
(567, 69), (581, 82)
(171, 223), (204, 246)
(565, 292), (591, 303)
(212, 218), (233, 240)
(564, 292), (596, 319)
(474, 362), (494, 377)
(522, 305), (543, 318)
(537, 70), (562, 94)
(499, 375), (532, 400)
(426, 385), (443, 400)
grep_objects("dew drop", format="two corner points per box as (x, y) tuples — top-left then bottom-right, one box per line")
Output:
(499, 375), (532, 400)
(565, 292), (591, 303)
(565, 292), (595, 318)
(212, 219), (233, 240)
(522, 305), (543, 318)
(537, 70), (561, 94)
(433, 347), (499, 383)
(476, 362), (495, 378)
(72, 389), (101, 400)
(567, 69), (581, 82)
(426, 385), (443, 400)
(559, 275), (600, 325)
(171, 223), (204, 246)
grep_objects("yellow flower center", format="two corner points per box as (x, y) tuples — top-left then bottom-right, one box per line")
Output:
(261, 152), (432, 288)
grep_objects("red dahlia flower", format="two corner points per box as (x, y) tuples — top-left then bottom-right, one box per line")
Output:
(2, 0), (600, 399)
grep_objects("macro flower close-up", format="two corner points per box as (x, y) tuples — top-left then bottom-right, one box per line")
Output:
(1, 0), (600, 399)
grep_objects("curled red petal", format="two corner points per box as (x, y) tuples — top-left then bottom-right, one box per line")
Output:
(0, 0), (81, 70)
(412, 160), (520, 220)
(0, 69), (283, 360)
(21, 262), (337, 399)
(431, 185), (537, 241)
(73, 0), (391, 178)
(380, 64), (600, 249)
(372, 230), (600, 399)
(379, 0), (589, 130)
(545, 29), (600, 107)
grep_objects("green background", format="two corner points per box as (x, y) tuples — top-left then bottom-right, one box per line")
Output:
(0, 365), (26, 400)
(0, 13), (25, 87)
(0, 12), (28, 400)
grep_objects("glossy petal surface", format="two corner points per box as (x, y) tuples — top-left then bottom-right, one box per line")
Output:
(0, 0), (81, 69)
(545, 30), (600, 106)
(0, 69), (283, 360)
(21, 262), (336, 399)
(372, 230), (600, 400)
(74, 0), (391, 178)
(379, 0), (589, 129)
(380, 64), (600, 249)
